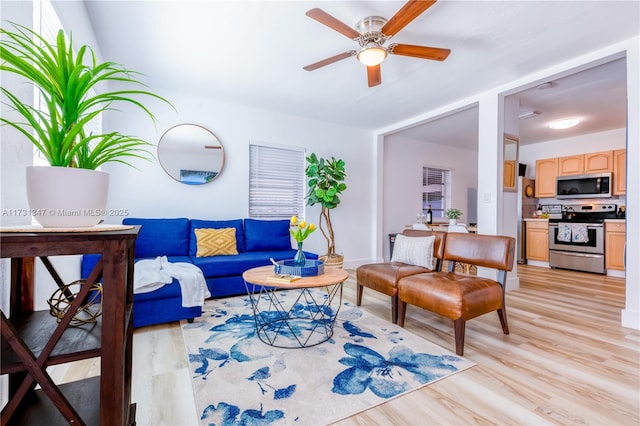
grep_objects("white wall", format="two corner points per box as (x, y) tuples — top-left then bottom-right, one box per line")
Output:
(382, 136), (478, 260)
(101, 88), (375, 267)
(622, 40), (639, 330)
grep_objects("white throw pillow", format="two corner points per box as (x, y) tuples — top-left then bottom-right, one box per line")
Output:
(391, 234), (435, 269)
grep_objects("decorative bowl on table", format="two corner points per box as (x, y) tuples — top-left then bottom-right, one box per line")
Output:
(274, 259), (324, 277)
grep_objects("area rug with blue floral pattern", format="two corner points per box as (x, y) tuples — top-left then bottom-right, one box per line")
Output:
(181, 289), (475, 425)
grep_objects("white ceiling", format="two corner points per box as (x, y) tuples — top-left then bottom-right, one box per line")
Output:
(80, 0), (638, 145)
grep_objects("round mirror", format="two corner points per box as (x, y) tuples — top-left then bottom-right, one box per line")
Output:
(158, 124), (224, 185)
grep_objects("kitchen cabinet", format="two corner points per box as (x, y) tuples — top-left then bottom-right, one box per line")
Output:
(558, 151), (613, 176)
(526, 220), (549, 262)
(585, 150), (613, 173)
(536, 149), (621, 198)
(558, 154), (584, 176)
(613, 149), (626, 195)
(535, 158), (558, 198)
(605, 221), (626, 271)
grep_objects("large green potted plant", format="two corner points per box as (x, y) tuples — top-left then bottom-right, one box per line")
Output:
(305, 153), (347, 267)
(0, 22), (170, 227)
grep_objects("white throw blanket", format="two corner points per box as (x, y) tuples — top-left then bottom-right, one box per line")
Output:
(134, 256), (210, 308)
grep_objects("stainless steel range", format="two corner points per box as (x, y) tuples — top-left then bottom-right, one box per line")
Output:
(548, 203), (617, 274)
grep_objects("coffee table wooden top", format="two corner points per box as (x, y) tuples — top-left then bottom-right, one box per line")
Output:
(242, 265), (349, 289)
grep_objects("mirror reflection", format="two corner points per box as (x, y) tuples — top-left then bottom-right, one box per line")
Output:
(158, 124), (224, 185)
(503, 133), (519, 192)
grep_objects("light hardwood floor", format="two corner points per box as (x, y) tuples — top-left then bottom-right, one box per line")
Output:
(49, 265), (639, 425)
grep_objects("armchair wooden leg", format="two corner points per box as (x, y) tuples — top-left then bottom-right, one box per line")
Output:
(497, 308), (509, 334)
(391, 295), (398, 324)
(397, 300), (407, 327)
(454, 318), (466, 356)
(356, 283), (364, 306)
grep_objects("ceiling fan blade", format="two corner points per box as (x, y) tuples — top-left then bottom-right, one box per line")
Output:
(382, 0), (437, 37)
(306, 8), (361, 39)
(303, 51), (357, 71)
(389, 43), (450, 61)
(367, 65), (382, 87)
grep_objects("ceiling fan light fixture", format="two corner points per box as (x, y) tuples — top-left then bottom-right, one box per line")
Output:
(549, 117), (580, 129)
(357, 45), (387, 66)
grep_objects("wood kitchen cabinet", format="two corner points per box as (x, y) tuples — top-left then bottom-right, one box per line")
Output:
(526, 220), (549, 262)
(613, 149), (626, 195)
(605, 221), (626, 271)
(558, 154), (584, 176)
(535, 158), (558, 198)
(585, 150), (613, 173)
(558, 151), (613, 176)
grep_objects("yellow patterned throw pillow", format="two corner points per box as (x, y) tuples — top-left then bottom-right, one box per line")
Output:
(195, 228), (238, 257)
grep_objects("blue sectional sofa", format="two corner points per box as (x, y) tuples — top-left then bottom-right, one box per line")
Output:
(81, 217), (318, 328)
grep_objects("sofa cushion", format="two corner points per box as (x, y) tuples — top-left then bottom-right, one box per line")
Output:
(122, 218), (190, 258)
(190, 219), (245, 255)
(244, 219), (291, 251)
(195, 228), (239, 257)
(391, 234), (435, 269)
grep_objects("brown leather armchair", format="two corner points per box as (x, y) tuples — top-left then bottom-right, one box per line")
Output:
(355, 230), (447, 324)
(397, 232), (515, 356)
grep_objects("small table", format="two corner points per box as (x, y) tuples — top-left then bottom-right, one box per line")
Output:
(242, 265), (349, 349)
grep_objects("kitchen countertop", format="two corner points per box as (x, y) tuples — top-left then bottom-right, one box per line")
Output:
(604, 219), (626, 223)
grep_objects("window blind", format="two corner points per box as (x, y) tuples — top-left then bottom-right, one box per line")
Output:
(249, 144), (306, 219)
(422, 166), (452, 218)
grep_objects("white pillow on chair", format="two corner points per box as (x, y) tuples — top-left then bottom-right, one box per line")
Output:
(391, 234), (435, 269)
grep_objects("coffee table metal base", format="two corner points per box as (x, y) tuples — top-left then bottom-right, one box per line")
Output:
(244, 282), (343, 348)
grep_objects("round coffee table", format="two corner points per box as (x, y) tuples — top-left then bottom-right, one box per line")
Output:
(242, 265), (349, 348)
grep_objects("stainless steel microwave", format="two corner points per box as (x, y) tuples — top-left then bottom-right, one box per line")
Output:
(556, 172), (612, 199)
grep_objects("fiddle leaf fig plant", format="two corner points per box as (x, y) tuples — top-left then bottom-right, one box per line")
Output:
(305, 153), (347, 258)
(0, 22), (171, 169)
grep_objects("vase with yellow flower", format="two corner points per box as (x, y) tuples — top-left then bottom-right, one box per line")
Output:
(290, 216), (317, 266)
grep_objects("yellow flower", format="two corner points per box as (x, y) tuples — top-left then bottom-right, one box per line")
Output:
(289, 216), (316, 243)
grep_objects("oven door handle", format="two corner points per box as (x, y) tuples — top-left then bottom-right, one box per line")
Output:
(549, 250), (604, 259)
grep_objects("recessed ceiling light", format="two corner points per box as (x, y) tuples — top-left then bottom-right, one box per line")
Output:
(549, 118), (580, 129)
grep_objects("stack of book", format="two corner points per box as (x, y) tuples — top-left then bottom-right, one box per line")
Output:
(266, 274), (301, 284)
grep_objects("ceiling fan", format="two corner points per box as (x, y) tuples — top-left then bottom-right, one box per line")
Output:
(303, 0), (451, 87)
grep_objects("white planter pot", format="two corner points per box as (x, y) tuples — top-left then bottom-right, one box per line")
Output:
(449, 218), (458, 225)
(26, 166), (109, 228)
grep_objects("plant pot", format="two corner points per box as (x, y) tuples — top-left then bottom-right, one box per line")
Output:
(27, 166), (109, 228)
(449, 218), (457, 225)
(320, 253), (344, 269)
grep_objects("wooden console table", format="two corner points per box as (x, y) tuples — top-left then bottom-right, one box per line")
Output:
(0, 227), (139, 425)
